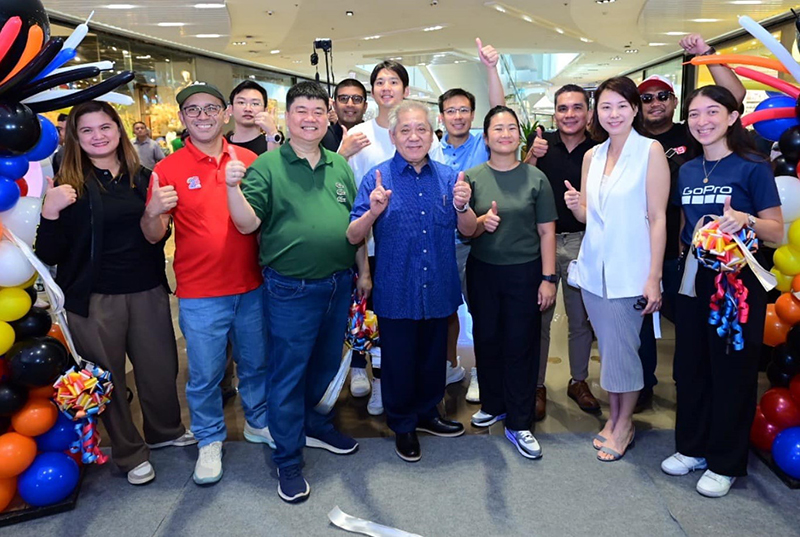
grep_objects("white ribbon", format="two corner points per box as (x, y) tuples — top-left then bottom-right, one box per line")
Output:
(328, 507), (423, 537)
(315, 349), (352, 415)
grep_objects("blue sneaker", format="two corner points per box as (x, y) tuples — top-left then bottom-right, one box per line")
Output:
(305, 429), (359, 455)
(277, 465), (310, 503)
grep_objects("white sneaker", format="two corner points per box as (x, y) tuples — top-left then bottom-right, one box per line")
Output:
(661, 452), (708, 476)
(446, 356), (466, 386)
(466, 367), (480, 403)
(127, 461), (155, 485)
(696, 470), (736, 498)
(471, 409), (506, 428)
(505, 428), (542, 459)
(193, 441), (223, 485)
(147, 430), (197, 449)
(349, 368), (371, 398)
(244, 422), (275, 449)
(367, 378), (383, 415)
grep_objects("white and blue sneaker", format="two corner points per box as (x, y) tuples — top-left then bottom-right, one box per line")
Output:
(696, 470), (736, 498)
(243, 422), (275, 449)
(470, 409), (506, 428)
(505, 428), (542, 459)
(306, 429), (359, 455)
(193, 441), (223, 485)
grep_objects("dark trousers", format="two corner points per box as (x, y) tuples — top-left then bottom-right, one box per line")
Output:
(67, 286), (185, 472)
(352, 256), (377, 371)
(380, 317), (448, 433)
(674, 264), (766, 477)
(467, 255), (543, 431)
(637, 257), (681, 390)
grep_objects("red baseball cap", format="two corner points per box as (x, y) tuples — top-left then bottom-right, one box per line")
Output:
(637, 75), (675, 94)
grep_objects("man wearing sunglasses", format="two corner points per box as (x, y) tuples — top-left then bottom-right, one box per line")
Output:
(635, 33), (745, 412)
(322, 78), (370, 158)
(142, 82), (270, 487)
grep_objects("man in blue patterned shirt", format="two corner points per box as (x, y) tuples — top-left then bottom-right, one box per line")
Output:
(347, 101), (477, 462)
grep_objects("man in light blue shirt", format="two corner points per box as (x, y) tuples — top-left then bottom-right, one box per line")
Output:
(438, 38), (505, 402)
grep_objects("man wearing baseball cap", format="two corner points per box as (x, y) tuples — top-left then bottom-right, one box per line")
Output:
(140, 81), (270, 486)
(635, 34), (745, 412)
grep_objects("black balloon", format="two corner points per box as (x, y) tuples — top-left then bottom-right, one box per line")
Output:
(786, 325), (800, 354)
(0, 0), (50, 83)
(9, 307), (51, 340)
(22, 285), (36, 303)
(767, 362), (794, 387)
(6, 336), (68, 387)
(0, 101), (40, 155)
(773, 343), (800, 376)
(779, 126), (800, 162)
(774, 155), (798, 178)
(0, 381), (27, 416)
(0, 415), (9, 434)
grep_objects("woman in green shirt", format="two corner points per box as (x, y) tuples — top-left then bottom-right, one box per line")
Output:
(465, 105), (557, 459)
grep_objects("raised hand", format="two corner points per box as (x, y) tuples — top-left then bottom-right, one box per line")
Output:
(339, 125), (371, 158)
(717, 196), (748, 234)
(679, 34), (710, 56)
(41, 176), (77, 220)
(145, 172), (178, 217)
(524, 127), (548, 166)
(476, 37), (499, 68)
(255, 110), (278, 135)
(564, 180), (581, 211)
(225, 145), (247, 187)
(453, 172), (471, 211)
(369, 170), (392, 217)
(484, 201), (501, 233)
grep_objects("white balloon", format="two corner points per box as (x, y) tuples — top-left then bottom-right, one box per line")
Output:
(775, 175), (800, 221)
(0, 240), (35, 286)
(0, 197), (42, 245)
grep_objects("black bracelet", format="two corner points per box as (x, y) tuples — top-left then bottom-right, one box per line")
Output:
(699, 46), (716, 56)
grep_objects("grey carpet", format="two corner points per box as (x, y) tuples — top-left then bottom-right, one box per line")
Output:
(4, 430), (799, 537)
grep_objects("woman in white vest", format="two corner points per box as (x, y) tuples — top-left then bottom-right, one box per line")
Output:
(564, 76), (669, 461)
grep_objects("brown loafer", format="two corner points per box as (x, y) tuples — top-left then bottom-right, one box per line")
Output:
(535, 386), (546, 422)
(567, 380), (601, 414)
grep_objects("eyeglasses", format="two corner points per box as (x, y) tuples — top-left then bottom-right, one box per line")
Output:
(336, 94), (365, 104)
(443, 107), (472, 116)
(640, 91), (674, 104)
(182, 104), (224, 118)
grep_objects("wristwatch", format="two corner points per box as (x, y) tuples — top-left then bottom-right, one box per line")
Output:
(699, 46), (716, 56)
(747, 213), (756, 228)
(265, 131), (284, 144)
(542, 274), (557, 284)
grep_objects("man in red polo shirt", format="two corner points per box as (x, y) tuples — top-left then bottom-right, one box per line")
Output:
(141, 82), (270, 486)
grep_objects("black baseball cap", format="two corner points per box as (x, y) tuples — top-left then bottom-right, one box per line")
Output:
(176, 82), (226, 108)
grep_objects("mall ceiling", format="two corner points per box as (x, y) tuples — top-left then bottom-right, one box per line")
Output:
(44, 0), (800, 88)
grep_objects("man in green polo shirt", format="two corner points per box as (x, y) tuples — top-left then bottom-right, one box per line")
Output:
(225, 81), (370, 503)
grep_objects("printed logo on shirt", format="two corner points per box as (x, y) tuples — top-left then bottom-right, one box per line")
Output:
(681, 185), (732, 206)
(187, 176), (202, 190)
(335, 182), (347, 203)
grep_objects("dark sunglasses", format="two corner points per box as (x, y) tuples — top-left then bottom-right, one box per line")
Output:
(640, 91), (674, 104)
(633, 296), (648, 311)
(336, 95), (365, 104)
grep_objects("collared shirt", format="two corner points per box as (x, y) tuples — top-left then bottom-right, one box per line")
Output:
(242, 143), (358, 279)
(528, 130), (596, 234)
(149, 138), (262, 299)
(351, 152), (462, 320)
(440, 131), (489, 173)
(133, 137), (165, 170)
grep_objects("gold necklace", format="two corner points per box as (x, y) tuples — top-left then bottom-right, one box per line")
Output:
(701, 155), (726, 184)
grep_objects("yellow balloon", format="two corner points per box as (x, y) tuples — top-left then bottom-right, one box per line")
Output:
(774, 245), (800, 276)
(0, 287), (31, 322)
(13, 273), (38, 290)
(772, 267), (794, 293)
(789, 220), (800, 249)
(0, 321), (13, 355)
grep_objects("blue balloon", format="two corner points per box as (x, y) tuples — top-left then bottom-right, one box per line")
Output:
(36, 411), (77, 452)
(773, 426), (800, 479)
(0, 155), (30, 181)
(0, 177), (20, 211)
(17, 452), (80, 507)
(753, 95), (800, 142)
(25, 116), (59, 162)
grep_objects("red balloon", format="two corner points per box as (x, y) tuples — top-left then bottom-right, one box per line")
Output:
(790, 375), (800, 404)
(751, 405), (782, 451)
(14, 178), (27, 197)
(761, 388), (800, 430)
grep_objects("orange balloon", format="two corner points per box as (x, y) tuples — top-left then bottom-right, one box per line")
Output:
(10, 399), (57, 437)
(0, 476), (15, 512)
(775, 293), (800, 325)
(46, 323), (68, 349)
(792, 274), (800, 294)
(765, 304), (793, 347)
(28, 385), (55, 399)
(0, 432), (36, 478)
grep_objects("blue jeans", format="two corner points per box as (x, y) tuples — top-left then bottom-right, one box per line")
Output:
(263, 267), (353, 470)
(178, 288), (268, 447)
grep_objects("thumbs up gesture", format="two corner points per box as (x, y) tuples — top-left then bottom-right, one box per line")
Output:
(564, 180), (581, 212)
(476, 37), (499, 68)
(369, 170), (392, 217)
(145, 172), (178, 217)
(453, 172), (471, 211)
(523, 127), (548, 166)
(225, 145), (247, 187)
(484, 201), (501, 233)
(41, 176), (77, 220)
(338, 125), (371, 158)
(717, 195), (749, 234)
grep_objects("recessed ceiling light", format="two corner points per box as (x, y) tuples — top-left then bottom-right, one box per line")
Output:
(390, 56), (403, 60)
(625, 49), (639, 54)
(611, 56), (622, 60)
(363, 35), (381, 40)
(270, 49), (280, 54)
(423, 26), (444, 32)
(346, 10), (354, 16)
(157, 22), (186, 27)
(293, 60), (302, 63)
(135, 55), (151, 59)
(232, 41), (247, 46)
(580, 37), (591, 43)
(249, 75), (256, 79)
(434, 54), (446, 58)
(522, 15), (533, 23)
(193, 3), (226, 8)
(104, 4), (137, 9)
(649, 42), (668, 46)
(495, 6), (506, 13)
(690, 18), (722, 23)
(595, 0), (616, 3)
(418, 63), (426, 66)
(196, 34), (222, 38)
(729, 0), (762, 3)
(555, 28), (565, 34)
(150, 78), (156, 82)
(664, 31), (688, 36)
